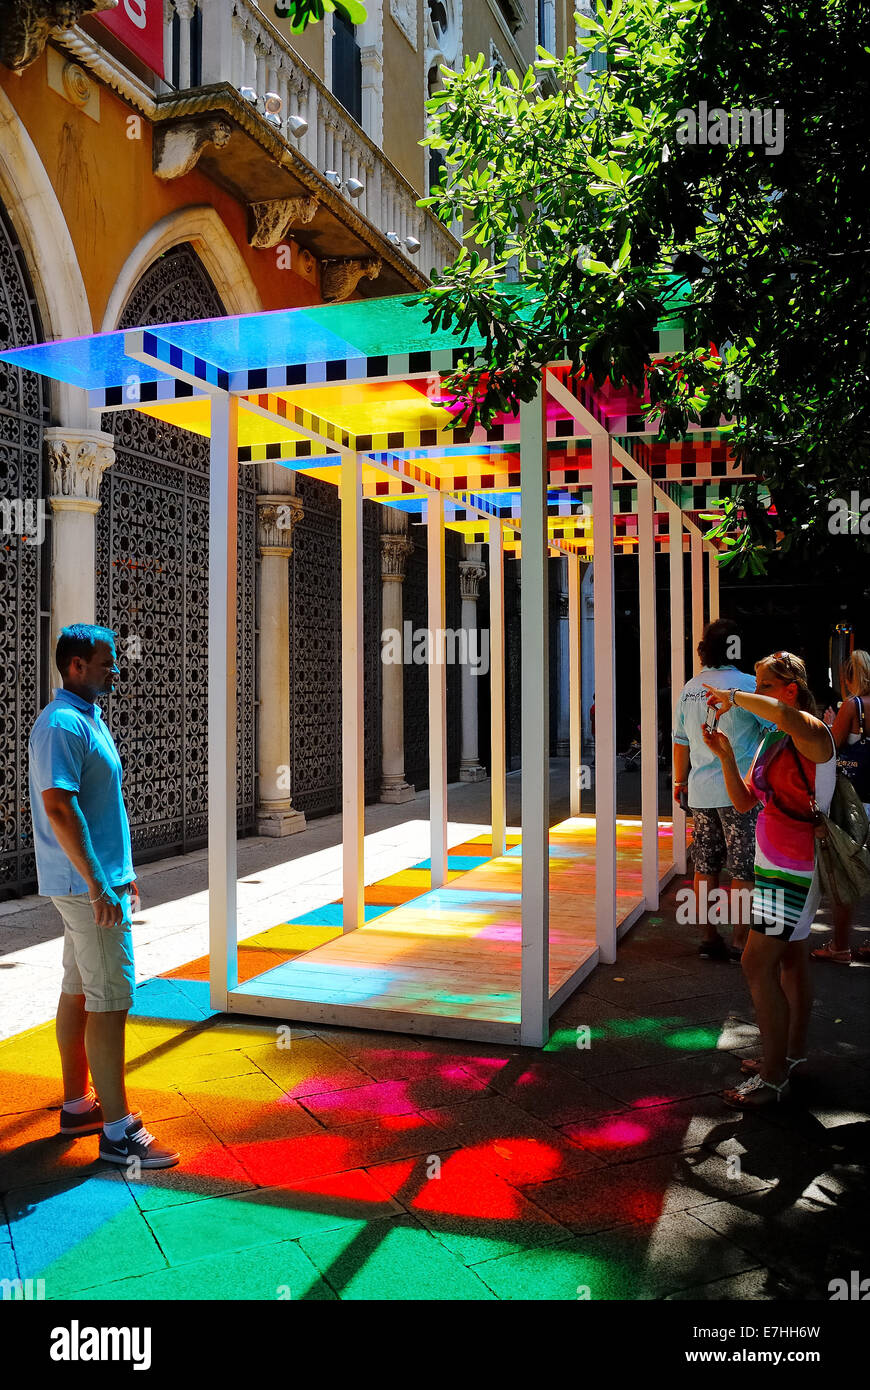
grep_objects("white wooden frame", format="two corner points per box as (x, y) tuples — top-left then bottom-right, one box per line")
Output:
(119, 330), (702, 1045)
(519, 388), (550, 1046)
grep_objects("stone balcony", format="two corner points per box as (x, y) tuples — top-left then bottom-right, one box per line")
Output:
(37, 0), (460, 295)
(58, 0), (460, 298)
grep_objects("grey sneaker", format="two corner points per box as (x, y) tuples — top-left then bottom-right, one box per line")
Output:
(99, 1118), (180, 1169)
(59, 1099), (103, 1137)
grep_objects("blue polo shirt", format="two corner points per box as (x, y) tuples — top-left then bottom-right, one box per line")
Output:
(673, 665), (767, 809)
(28, 689), (134, 896)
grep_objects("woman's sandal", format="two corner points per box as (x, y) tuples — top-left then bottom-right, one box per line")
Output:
(723, 1073), (790, 1108)
(740, 1055), (806, 1077)
(810, 941), (852, 964)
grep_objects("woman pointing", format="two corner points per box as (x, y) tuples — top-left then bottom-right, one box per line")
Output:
(701, 652), (836, 1107)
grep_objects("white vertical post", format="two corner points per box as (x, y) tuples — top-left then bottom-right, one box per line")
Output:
(428, 493), (448, 888)
(341, 450), (365, 931)
(208, 394), (239, 1008)
(708, 544), (720, 620)
(520, 386), (549, 1047)
(691, 528), (704, 675)
(568, 551), (582, 818)
(638, 474), (659, 909)
(669, 509), (687, 874)
(591, 432), (617, 964)
(489, 517), (507, 858)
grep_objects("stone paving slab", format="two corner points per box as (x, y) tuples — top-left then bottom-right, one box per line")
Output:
(1, 815), (868, 1301)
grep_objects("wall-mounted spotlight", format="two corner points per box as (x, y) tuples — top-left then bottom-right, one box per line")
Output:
(325, 170), (366, 199)
(286, 114), (309, 138)
(263, 90), (282, 128)
(239, 86), (258, 105)
(386, 231), (421, 255)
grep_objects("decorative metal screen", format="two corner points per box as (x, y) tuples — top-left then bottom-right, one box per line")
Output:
(505, 558), (522, 768)
(0, 201), (48, 897)
(98, 245), (257, 857)
(287, 475), (378, 811)
(403, 525), (462, 791)
(288, 473), (381, 818)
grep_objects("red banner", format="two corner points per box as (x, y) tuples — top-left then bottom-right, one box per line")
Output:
(96, 0), (165, 80)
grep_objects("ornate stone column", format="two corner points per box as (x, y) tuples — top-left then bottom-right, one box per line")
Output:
(556, 559), (571, 757)
(379, 516), (414, 803)
(459, 547), (488, 782)
(256, 491), (306, 836)
(45, 426), (115, 636)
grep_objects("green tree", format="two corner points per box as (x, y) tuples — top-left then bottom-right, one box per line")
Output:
(273, 0), (366, 34)
(419, 0), (870, 572)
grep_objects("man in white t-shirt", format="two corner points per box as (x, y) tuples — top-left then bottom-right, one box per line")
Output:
(673, 619), (767, 961)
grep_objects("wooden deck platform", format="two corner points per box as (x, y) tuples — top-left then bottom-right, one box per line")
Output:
(224, 817), (677, 1045)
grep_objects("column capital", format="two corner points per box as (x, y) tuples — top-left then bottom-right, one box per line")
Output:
(380, 533), (413, 580)
(459, 562), (487, 601)
(46, 426), (115, 513)
(257, 494), (303, 556)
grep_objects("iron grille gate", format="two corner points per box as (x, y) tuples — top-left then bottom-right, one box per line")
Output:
(403, 524), (462, 791)
(0, 199), (48, 898)
(97, 245), (257, 858)
(288, 471), (382, 818)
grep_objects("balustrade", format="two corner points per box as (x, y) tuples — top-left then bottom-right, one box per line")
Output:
(162, 0), (459, 276)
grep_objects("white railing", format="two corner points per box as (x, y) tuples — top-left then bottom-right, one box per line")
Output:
(164, 0), (460, 278)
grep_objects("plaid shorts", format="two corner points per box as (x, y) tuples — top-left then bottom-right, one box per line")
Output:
(690, 804), (759, 881)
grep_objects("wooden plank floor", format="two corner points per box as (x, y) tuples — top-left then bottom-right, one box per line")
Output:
(230, 817), (675, 1027)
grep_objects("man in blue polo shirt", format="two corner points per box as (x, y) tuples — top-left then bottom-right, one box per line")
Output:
(29, 623), (178, 1168)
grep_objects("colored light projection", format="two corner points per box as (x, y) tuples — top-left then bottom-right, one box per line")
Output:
(221, 819), (673, 1027)
(0, 819), (724, 1301)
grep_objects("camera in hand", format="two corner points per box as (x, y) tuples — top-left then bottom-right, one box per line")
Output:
(704, 703), (721, 734)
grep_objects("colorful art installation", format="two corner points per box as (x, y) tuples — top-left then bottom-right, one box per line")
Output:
(0, 289), (737, 1047)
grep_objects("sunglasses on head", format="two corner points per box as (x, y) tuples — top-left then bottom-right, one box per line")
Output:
(770, 651), (801, 679)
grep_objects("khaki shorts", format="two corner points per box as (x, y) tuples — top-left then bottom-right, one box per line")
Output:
(52, 888), (135, 1013)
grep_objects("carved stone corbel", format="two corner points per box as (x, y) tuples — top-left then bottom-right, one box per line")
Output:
(248, 196), (319, 250)
(153, 117), (232, 180)
(321, 258), (382, 303)
(1, 0), (116, 73)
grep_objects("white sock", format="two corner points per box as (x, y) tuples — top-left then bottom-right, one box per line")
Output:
(103, 1113), (134, 1141)
(64, 1088), (97, 1114)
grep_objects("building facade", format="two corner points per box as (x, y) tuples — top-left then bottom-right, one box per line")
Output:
(0, 0), (576, 897)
